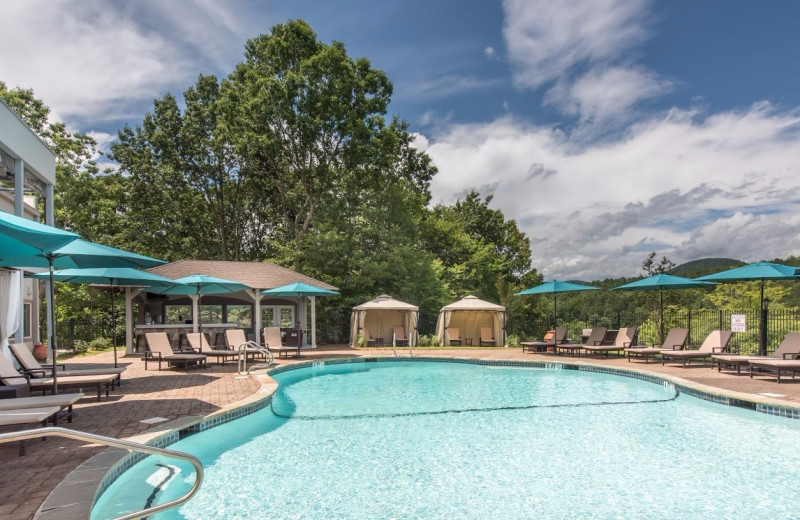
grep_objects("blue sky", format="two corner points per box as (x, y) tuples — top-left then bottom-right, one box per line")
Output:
(3, 0), (800, 280)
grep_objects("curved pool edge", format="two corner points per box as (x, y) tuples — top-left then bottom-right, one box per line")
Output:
(34, 374), (279, 520)
(43, 355), (800, 520)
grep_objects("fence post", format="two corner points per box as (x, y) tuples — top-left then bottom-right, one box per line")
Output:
(718, 309), (723, 333)
(687, 309), (691, 343)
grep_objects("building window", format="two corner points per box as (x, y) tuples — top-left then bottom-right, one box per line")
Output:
(23, 302), (31, 338)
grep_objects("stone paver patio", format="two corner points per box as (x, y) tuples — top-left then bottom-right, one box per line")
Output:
(2, 345), (800, 519)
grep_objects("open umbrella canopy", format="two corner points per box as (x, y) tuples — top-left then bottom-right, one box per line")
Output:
(696, 261), (800, 282)
(261, 282), (339, 297)
(148, 274), (250, 296)
(33, 267), (177, 286)
(0, 210), (79, 257)
(613, 273), (717, 291)
(0, 239), (166, 269)
(515, 280), (599, 295)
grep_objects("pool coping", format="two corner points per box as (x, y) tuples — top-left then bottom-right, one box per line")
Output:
(36, 355), (800, 519)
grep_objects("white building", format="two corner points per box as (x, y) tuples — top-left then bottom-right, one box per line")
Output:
(0, 97), (58, 345)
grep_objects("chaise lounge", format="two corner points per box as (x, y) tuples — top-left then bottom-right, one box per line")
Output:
(10, 342), (125, 385)
(144, 332), (207, 370)
(185, 333), (238, 365)
(225, 329), (268, 361)
(625, 328), (689, 363)
(522, 327), (568, 353)
(0, 356), (116, 401)
(446, 327), (462, 346)
(712, 332), (800, 374)
(263, 327), (301, 358)
(661, 330), (733, 367)
(0, 406), (63, 455)
(583, 327), (638, 357)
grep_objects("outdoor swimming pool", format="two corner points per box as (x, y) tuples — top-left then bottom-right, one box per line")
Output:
(92, 360), (800, 519)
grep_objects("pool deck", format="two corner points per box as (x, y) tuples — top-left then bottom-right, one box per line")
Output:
(2, 345), (800, 519)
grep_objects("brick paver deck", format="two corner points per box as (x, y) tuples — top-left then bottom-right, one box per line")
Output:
(2, 345), (800, 519)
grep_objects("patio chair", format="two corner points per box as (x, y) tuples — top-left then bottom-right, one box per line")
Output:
(446, 327), (462, 346)
(185, 333), (238, 365)
(0, 392), (84, 426)
(583, 327), (638, 357)
(0, 355), (117, 401)
(661, 330), (733, 367)
(557, 327), (607, 356)
(479, 327), (496, 347)
(0, 406), (62, 455)
(225, 329), (268, 361)
(144, 332), (207, 371)
(10, 343), (125, 385)
(522, 327), (568, 353)
(747, 334), (800, 382)
(263, 327), (301, 358)
(624, 328), (689, 363)
(712, 332), (800, 374)
(394, 327), (410, 347)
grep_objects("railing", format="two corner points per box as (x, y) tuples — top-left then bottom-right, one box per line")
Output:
(531, 308), (800, 355)
(0, 426), (203, 520)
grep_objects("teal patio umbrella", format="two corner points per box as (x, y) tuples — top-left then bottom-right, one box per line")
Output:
(149, 275), (251, 336)
(1, 236), (165, 393)
(33, 268), (179, 367)
(0, 210), (79, 257)
(260, 282), (339, 297)
(515, 280), (598, 330)
(697, 261), (800, 355)
(612, 274), (717, 344)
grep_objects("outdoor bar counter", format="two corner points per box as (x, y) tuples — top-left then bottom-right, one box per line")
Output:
(133, 323), (239, 352)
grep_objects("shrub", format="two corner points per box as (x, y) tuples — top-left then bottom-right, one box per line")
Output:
(90, 337), (112, 351)
(357, 333), (366, 348)
(506, 334), (521, 348)
(70, 340), (91, 354)
(417, 334), (432, 347)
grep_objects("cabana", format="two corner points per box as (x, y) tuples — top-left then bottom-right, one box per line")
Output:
(435, 295), (506, 346)
(350, 295), (418, 347)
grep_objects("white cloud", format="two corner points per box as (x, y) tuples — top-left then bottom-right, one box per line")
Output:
(484, 46), (496, 59)
(502, 0), (651, 90)
(545, 66), (672, 122)
(420, 103), (800, 279)
(2, 0), (260, 124)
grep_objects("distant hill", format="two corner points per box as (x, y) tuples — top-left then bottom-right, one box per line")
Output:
(670, 258), (745, 278)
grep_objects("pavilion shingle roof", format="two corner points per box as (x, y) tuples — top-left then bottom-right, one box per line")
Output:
(146, 260), (337, 291)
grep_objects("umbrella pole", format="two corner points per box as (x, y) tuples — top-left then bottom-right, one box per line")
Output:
(660, 290), (664, 345)
(111, 280), (118, 368)
(760, 280), (766, 356)
(47, 256), (58, 395)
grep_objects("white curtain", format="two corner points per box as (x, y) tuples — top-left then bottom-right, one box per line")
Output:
(0, 269), (22, 362)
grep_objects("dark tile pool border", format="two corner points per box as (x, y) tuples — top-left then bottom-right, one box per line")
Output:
(44, 356), (800, 519)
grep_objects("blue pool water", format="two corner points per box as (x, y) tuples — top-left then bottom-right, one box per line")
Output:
(93, 361), (800, 519)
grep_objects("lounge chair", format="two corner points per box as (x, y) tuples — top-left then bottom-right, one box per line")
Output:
(185, 333), (238, 364)
(394, 327), (409, 347)
(557, 327), (607, 356)
(625, 328), (689, 363)
(263, 327), (301, 358)
(522, 327), (568, 353)
(144, 332), (207, 371)
(0, 392), (83, 425)
(479, 327), (496, 347)
(0, 355), (116, 401)
(583, 327), (638, 357)
(10, 342), (125, 385)
(224, 329), (268, 361)
(748, 335), (800, 382)
(446, 327), (462, 346)
(661, 330), (733, 367)
(0, 406), (62, 455)
(712, 332), (800, 374)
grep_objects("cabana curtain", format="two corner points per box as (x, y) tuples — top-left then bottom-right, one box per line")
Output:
(0, 269), (22, 362)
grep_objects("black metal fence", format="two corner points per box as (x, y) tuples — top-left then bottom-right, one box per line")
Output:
(529, 308), (800, 356)
(58, 317), (121, 350)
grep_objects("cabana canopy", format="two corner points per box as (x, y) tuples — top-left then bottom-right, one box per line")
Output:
(350, 294), (418, 346)
(435, 295), (506, 346)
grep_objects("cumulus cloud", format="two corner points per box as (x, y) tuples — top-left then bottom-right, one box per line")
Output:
(421, 104), (800, 279)
(2, 0), (259, 125)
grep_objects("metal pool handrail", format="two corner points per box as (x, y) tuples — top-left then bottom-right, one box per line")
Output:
(0, 426), (204, 520)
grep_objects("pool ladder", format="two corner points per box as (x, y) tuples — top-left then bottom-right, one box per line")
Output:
(0, 426), (203, 520)
(237, 341), (275, 375)
(392, 332), (415, 357)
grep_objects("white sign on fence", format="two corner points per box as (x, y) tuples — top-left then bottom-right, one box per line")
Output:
(731, 314), (746, 332)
